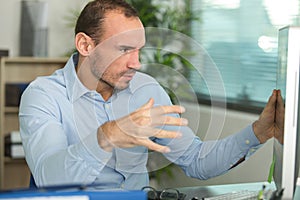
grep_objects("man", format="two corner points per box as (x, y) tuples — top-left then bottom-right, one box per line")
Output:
(19, 0), (283, 190)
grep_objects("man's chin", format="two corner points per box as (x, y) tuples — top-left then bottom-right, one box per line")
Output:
(114, 82), (130, 91)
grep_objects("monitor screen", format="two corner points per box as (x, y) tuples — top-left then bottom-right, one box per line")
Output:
(274, 26), (300, 199)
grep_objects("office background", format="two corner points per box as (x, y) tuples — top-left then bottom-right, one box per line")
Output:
(0, 0), (299, 189)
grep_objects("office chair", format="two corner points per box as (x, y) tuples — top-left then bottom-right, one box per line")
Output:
(29, 174), (37, 189)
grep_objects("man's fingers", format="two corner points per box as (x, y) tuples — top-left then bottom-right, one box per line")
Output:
(152, 128), (182, 139)
(276, 90), (284, 108)
(134, 127), (182, 139)
(138, 138), (171, 153)
(152, 115), (188, 126)
(266, 89), (277, 109)
(139, 98), (155, 111)
(152, 105), (186, 115)
(165, 116), (188, 126)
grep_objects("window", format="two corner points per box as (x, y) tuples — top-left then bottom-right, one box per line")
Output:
(189, 0), (300, 113)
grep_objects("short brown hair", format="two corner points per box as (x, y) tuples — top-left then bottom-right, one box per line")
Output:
(75, 0), (139, 44)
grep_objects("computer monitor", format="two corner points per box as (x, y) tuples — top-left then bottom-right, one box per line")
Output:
(274, 26), (300, 199)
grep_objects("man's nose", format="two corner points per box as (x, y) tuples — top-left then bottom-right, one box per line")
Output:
(128, 50), (141, 70)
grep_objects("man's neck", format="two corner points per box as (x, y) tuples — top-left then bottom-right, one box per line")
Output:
(76, 54), (114, 101)
(96, 81), (114, 101)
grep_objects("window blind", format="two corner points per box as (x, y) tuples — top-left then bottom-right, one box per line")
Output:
(189, 0), (300, 113)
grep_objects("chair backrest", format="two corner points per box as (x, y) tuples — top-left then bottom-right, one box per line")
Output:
(29, 174), (37, 188)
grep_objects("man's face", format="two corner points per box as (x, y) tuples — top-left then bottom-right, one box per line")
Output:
(90, 11), (145, 91)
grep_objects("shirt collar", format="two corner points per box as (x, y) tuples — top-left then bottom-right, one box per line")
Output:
(64, 53), (90, 103)
(63, 53), (134, 103)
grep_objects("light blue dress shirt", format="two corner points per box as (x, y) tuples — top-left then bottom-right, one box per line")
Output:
(19, 54), (261, 190)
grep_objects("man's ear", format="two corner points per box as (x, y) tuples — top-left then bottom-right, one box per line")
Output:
(75, 32), (94, 56)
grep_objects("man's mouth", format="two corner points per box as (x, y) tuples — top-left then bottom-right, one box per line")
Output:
(122, 71), (136, 79)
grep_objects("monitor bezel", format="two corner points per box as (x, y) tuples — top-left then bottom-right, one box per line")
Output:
(274, 25), (300, 199)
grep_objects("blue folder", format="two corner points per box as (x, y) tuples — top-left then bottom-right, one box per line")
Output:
(0, 187), (146, 200)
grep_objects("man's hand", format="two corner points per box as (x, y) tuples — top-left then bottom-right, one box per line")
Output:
(275, 90), (284, 144)
(253, 89), (284, 144)
(97, 98), (188, 153)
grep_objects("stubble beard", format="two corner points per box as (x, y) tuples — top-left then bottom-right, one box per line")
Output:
(91, 65), (130, 91)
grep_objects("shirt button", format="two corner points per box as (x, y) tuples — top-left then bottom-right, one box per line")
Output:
(245, 139), (250, 145)
(250, 148), (255, 152)
(121, 183), (124, 188)
(105, 104), (110, 109)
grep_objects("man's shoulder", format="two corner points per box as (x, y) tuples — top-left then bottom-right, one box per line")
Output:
(129, 72), (161, 92)
(132, 72), (159, 85)
(27, 68), (66, 92)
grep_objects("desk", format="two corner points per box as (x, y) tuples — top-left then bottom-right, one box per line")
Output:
(294, 181), (300, 200)
(1, 182), (299, 199)
(178, 182), (276, 199)
(178, 182), (300, 199)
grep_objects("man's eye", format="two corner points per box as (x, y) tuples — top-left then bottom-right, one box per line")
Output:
(120, 48), (129, 53)
(120, 47), (133, 53)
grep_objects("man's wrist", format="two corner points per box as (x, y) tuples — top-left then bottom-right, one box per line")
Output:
(97, 124), (114, 152)
(252, 120), (268, 144)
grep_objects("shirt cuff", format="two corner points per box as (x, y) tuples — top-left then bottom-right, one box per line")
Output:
(234, 124), (261, 153)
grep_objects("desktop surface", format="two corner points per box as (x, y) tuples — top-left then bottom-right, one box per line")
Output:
(177, 181), (276, 199)
(294, 178), (300, 199)
(2, 181), (300, 199)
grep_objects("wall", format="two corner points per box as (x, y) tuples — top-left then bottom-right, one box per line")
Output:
(0, 0), (89, 57)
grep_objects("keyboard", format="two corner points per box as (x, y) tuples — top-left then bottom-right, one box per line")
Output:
(202, 190), (259, 200)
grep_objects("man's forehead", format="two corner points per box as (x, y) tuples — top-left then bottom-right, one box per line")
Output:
(114, 29), (145, 44)
(94, 29), (145, 52)
(101, 27), (145, 48)
(101, 11), (144, 38)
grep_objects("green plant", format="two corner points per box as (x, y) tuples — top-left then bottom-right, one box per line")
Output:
(127, 0), (198, 35)
(128, 0), (200, 102)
